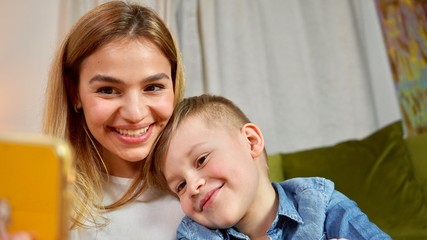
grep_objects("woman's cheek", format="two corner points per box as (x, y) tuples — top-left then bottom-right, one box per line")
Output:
(84, 101), (115, 126)
(156, 93), (175, 122)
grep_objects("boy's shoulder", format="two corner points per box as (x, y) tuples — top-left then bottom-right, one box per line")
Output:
(273, 177), (337, 232)
(276, 177), (335, 199)
(177, 216), (225, 239)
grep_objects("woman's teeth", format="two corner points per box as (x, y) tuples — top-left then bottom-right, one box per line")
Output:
(116, 127), (148, 136)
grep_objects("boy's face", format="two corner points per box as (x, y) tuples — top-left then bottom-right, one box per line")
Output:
(163, 116), (261, 229)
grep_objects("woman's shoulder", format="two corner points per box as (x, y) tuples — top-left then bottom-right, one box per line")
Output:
(70, 192), (184, 240)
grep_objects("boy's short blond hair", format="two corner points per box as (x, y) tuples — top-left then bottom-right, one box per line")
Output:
(144, 94), (265, 194)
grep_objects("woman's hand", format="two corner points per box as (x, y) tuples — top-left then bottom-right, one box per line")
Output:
(2, 232), (33, 240)
(0, 199), (33, 240)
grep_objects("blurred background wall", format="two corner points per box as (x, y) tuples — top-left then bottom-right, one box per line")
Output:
(0, 0), (402, 153)
(0, 0), (60, 133)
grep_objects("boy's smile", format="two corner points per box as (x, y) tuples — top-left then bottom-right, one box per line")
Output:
(199, 183), (224, 212)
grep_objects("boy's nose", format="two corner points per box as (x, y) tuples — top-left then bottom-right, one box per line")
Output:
(190, 177), (206, 196)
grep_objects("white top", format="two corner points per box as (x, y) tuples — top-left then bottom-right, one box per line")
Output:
(69, 175), (184, 240)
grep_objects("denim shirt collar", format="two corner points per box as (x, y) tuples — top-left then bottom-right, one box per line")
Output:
(273, 182), (304, 224)
(224, 182), (303, 239)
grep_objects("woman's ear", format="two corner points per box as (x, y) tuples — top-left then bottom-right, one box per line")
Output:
(74, 96), (82, 112)
(74, 92), (82, 109)
(241, 123), (265, 158)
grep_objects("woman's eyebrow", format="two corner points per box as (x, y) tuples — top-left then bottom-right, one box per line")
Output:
(144, 73), (171, 82)
(88, 73), (170, 84)
(89, 74), (123, 84)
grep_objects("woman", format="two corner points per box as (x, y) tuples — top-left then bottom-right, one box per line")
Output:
(43, 1), (185, 239)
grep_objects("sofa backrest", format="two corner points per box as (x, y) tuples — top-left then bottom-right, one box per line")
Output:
(267, 121), (427, 238)
(406, 133), (427, 201)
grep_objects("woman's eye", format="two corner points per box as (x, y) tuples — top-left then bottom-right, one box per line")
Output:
(176, 181), (186, 193)
(96, 87), (117, 95)
(196, 156), (207, 168)
(145, 84), (164, 92)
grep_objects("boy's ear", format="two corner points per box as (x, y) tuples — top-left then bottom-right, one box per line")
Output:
(241, 123), (265, 158)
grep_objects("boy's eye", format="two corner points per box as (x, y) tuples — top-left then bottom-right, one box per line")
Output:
(196, 156), (207, 168)
(176, 181), (186, 194)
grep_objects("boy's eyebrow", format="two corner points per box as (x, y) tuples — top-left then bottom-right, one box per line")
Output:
(164, 142), (206, 184)
(164, 168), (182, 188)
(186, 142), (206, 159)
(88, 73), (170, 84)
(165, 174), (177, 186)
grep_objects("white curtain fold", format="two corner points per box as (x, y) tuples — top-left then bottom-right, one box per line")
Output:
(64, 0), (401, 154)
(176, 0), (387, 153)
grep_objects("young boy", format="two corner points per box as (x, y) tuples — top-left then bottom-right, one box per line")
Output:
(144, 94), (391, 239)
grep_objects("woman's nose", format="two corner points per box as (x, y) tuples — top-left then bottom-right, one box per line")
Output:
(121, 91), (146, 123)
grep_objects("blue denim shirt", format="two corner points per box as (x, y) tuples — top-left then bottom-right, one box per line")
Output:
(176, 177), (391, 240)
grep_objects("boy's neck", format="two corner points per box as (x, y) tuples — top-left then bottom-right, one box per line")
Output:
(234, 174), (279, 238)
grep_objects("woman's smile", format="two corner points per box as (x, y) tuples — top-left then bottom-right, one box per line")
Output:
(111, 124), (153, 144)
(114, 126), (149, 136)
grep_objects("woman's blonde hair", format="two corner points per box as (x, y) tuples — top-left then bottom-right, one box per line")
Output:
(43, 1), (185, 228)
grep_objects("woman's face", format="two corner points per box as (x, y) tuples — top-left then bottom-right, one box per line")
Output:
(77, 38), (174, 177)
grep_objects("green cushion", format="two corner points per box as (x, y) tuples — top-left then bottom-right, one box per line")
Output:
(268, 121), (427, 239)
